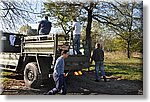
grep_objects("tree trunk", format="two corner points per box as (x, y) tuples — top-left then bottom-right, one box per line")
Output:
(127, 40), (131, 59)
(85, 9), (93, 59)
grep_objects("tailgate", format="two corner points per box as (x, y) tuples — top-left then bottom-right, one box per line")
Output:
(64, 55), (89, 70)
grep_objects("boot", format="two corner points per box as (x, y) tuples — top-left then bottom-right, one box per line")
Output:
(103, 76), (107, 82)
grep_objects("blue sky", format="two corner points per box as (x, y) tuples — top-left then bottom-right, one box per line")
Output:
(0, 0), (64, 34)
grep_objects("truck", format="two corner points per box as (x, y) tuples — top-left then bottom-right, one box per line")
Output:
(0, 32), (90, 88)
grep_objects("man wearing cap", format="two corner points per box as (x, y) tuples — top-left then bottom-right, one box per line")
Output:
(45, 50), (69, 95)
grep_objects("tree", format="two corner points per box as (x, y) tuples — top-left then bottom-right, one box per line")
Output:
(43, 2), (80, 35)
(0, 0), (41, 32)
(44, 1), (100, 58)
(42, 0), (143, 59)
(92, 0), (143, 58)
(78, 0), (143, 58)
(19, 25), (32, 34)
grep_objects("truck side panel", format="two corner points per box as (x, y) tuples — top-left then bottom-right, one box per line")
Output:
(15, 56), (36, 74)
(16, 55), (53, 79)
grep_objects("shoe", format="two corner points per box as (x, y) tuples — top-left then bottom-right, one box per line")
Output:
(95, 80), (100, 82)
(48, 92), (53, 95)
(103, 76), (107, 82)
(43, 92), (48, 95)
(44, 91), (53, 95)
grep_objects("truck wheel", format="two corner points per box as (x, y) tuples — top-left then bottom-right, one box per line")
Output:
(24, 62), (42, 88)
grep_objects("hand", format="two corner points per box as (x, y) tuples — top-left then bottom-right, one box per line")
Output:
(64, 73), (66, 77)
(64, 73), (68, 77)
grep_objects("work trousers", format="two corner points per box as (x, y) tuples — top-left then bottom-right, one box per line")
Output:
(95, 61), (106, 81)
(73, 34), (80, 54)
(48, 74), (67, 95)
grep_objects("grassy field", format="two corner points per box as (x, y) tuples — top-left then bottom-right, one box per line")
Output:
(88, 51), (143, 81)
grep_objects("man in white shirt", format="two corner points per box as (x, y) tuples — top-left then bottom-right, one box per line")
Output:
(72, 18), (81, 54)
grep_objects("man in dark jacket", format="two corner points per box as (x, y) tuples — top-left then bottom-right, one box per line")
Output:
(91, 43), (107, 82)
(38, 16), (52, 35)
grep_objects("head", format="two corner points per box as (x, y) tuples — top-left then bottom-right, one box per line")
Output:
(45, 16), (48, 20)
(96, 43), (102, 49)
(61, 50), (69, 59)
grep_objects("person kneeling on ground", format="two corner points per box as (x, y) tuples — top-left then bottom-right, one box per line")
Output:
(44, 50), (69, 95)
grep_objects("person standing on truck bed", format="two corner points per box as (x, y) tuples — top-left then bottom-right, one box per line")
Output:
(91, 43), (107, 82)
(72, 18), (82, 54)
(38, 16), (52, 35)
(45, 50), (69, 95)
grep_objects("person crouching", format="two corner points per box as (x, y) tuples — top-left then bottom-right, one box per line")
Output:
(45, 50), (69, 95)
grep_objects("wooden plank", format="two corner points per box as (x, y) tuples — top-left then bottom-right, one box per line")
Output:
(23, 51), (54, 54)
(24, 45), (54, 48)
(24, 35), (54, 40)
(24, 40), (54, 43)
(24, 42), (54, 45)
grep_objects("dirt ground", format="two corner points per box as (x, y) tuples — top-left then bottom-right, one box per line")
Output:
(0, 71), (143, 95)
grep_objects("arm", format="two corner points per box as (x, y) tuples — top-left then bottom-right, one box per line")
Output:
(72, 22), (75, 30)
(102, 50), (104, 60)
(37, 23), (41, 35)
(54, 58), (63, 75)
(91, 50), (95, 63)
(73, 26), (75, 30)
(49, 22), (52, 32)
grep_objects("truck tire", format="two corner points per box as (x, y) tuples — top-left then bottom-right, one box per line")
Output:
(24, 62), (42, 88)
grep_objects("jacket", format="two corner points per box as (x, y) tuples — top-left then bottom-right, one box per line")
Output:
(91, 48), (104, 62)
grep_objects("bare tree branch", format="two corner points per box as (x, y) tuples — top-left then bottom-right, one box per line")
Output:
(0, 0), (41, 32)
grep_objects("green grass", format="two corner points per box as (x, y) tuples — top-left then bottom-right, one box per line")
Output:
(89, 52), (143, 81)
(0, 71), (14, 76)
(0, 71), (14, 85)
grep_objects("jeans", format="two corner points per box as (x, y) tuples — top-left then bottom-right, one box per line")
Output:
(95, 61), (106, 80)
(73, 35), (80, 54)
(48, 74), (67, 95)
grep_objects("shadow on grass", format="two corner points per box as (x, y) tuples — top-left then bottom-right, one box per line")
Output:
(1, 69), (23, 80)
(2, 74), (23, 80)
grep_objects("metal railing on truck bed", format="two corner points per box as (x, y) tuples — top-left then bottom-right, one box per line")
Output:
(22, 35), (55, 55)
(23, 34), (90, 70)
